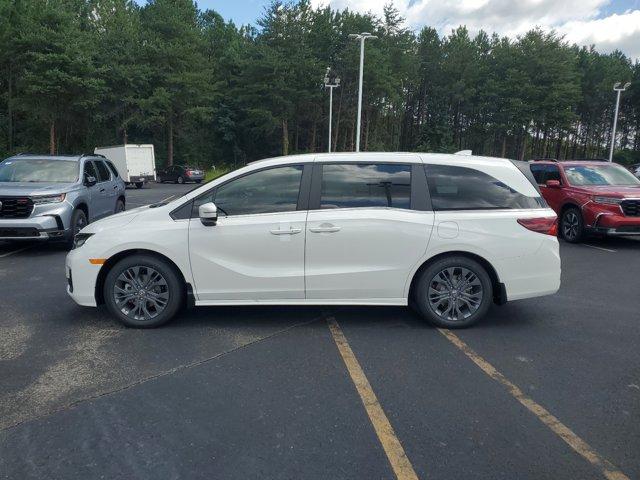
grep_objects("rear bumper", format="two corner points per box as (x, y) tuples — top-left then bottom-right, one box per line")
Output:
(185, 174), (204, 182)
(127, 175), (155, 184)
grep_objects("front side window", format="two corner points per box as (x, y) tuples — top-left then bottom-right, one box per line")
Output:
(320, 163), (411, 209)
(425, 164), (544, 210)
(209, 165), (303, 216)
(564, 164), (640, 186)
(0, 159), (79, 183)
(545, 165), (561, 182)
(530, 164), (546, 184)
(94, 161), (111, 182)
(84, 161), (98, 181)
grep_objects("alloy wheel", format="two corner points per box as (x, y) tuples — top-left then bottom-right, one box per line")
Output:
(113, 266), (170, 322)
(563, 211), (579, 240)
(427, 266), (483, 322)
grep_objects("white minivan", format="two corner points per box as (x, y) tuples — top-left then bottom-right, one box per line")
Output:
(66, 153), (560, 328)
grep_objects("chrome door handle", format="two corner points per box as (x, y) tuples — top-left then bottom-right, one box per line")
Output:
(309, 225), (341, 233)
(270, 227), (302, 235)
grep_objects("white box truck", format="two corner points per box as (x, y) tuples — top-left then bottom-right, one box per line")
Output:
(94, 144), (156, 189)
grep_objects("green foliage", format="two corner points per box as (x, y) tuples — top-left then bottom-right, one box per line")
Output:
(0, 0), (638, 167)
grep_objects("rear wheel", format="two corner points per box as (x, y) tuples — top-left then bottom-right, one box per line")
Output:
(135, 182), (143, 189)
(561, 207), (584, 243)
(115, 199), (125, 213)
(176, 176), (184, 184)
(414, 256), (492, 328)
(103, 255), (184, 328)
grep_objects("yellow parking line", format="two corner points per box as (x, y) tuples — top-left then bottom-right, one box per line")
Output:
(438, 329), (630, 480)
(327, 317), (419, 480)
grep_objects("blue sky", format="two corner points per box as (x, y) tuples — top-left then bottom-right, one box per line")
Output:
(137, 0), (640, 58)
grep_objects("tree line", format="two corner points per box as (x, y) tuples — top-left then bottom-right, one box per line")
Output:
(1, 0), (639, 168)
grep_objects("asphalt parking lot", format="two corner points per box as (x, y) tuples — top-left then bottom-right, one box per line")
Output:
(1, 182), (638, 480)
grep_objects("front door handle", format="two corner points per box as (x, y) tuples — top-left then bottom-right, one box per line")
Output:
(309, 224), (341, 233)
(270, 227), (302, 235)
(99, 188), (105, 193)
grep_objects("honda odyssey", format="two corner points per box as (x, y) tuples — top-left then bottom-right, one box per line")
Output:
(66, 152), (560, 328)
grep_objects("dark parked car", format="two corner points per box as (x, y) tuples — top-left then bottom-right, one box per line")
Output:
(157, 165), (204, 184)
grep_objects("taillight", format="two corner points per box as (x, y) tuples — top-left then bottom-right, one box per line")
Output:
(517, 217), (558, 236)
(185, 170), (192, 176)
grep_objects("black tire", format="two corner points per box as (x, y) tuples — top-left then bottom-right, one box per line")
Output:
(103, 255), (184, 328)
(66, 208), (88, 249)
(176, 176), (184, 184)
(135, 182), (144, 189)
(414, 256), (493, 329)
(195, 179), (202, 184)
(115, 198), (125, 213)
(561, 207), (584, 243)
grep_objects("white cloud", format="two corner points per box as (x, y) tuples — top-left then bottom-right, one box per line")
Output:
(311, 0), (640, 59)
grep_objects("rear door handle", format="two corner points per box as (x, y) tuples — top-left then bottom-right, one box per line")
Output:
(99, 188), (105, 193)
(309, 224), (341, 233)
(270, 227), (302, 235)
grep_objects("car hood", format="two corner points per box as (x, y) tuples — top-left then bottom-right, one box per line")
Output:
(577, 185), (640, 198)
(0, 182), (77, 196)
(81, 206), (150, 234)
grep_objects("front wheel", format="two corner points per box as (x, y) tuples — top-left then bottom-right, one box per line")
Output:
(66, 208), (88, 249)
(561, 207), (584, 243)
(135, 182), (144, 189)
(414, 256), (492, 328)
(103, 255), (184, 328)
(115, 199), (125, 213)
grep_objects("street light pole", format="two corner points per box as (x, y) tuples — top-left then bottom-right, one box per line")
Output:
(608, 81), (631, 162)
(349, 32), (377, 152)
(324, 68), (340, 153)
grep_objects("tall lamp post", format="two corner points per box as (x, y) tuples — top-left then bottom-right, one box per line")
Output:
(349, 32), (377, 152)
(608, 81), (631, 162)
(324, 67), (340, 153)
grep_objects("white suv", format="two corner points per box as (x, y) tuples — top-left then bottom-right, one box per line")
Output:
(66, 153), (560, 328)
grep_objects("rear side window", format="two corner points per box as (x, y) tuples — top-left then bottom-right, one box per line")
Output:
(94, 161), (111, 182)
(546, 165), (561, 182)
(106, 161), (120, 178)
(425, 164), (544, 210)
(320, 163), (411, 209)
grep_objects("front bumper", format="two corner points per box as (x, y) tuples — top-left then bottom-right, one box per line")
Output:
(588, 211), (640, 236)
(0, 214), (70, 241)
(66, 249), (100, 306)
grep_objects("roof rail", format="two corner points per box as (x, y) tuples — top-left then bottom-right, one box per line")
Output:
(80, 153), (106, 159)
(569, 158), (608, 162)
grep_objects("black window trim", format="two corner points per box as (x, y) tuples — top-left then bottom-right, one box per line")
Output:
(170, 163), (312, 220)
(308, 161), (429, 212)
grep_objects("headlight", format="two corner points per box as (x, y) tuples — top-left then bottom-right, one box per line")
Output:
(592, 196), (622, 205)
(73, 233), (93, 249)
(32, 193), (66, 205)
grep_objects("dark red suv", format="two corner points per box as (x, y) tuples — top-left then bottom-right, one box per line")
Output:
(529, 160), (640, 242)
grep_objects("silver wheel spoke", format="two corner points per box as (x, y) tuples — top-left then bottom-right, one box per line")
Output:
(427, 266), (483, 322)
(114, 265), (169, 322)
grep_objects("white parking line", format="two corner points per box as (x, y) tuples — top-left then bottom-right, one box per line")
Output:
(583, 244), (616, 253)
(0, 246), (32, 258)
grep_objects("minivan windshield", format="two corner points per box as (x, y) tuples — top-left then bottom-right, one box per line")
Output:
(0, 158), (79, 183)
(564, 164), (640, 186)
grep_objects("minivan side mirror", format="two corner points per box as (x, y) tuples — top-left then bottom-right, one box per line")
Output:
(199, 202), (218, 226)
(85, 175), (97, 187)
(545, 179), (561, 189)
